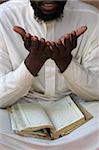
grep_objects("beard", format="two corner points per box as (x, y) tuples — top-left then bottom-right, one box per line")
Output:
(30, 1), (67, 22)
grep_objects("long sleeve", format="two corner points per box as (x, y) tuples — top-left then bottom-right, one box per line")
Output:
(63, 23), (99, 101)
(0, 30), (34, 108)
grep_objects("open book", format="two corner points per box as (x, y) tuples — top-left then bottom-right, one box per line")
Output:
(8, 96), (93, 140)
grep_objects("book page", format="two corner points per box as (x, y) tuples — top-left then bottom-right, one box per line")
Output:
(11, 102), (53, 131)
(45, 96), (84, 131)
(10, 111), (17, 131)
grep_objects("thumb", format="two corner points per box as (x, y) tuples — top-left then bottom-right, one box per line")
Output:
(76, 26), (87, 38)
(13, 26), (26, 40)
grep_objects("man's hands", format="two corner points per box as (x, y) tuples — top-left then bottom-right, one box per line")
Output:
(13, 26), (52, 76)
(51, 26), (87, 72)
(13, 26), (52, 59)
(13, 26), (87, 75)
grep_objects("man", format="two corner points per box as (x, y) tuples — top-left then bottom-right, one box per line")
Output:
(0, 0), (99, 149)
(0, 0), (99, 108)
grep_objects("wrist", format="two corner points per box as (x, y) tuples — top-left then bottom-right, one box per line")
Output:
(24, 53), (46, 76)
(55, 54), (72, 73)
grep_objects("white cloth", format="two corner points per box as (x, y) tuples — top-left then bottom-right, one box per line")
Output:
(0, 99), (99, 150)
(0, 0), (99, 149)
(0, 0), (99, 107)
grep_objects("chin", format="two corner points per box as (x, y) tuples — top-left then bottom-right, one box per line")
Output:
(31, 1), (67, 22)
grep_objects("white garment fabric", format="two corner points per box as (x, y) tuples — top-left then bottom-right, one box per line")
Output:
(0, 0), (99, 107)
(0, 0), (99, 149)
(0, 98), (99, 150)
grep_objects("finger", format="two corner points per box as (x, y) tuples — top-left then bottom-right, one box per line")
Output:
(72, 31), (77, 49)
(51, 42), (59, 60)
(46, 41), (52, 47)
(69, 31), (77, 49)
(64, 36), (72, 55)
(51, 42), (58, 51)
(76, 26), (87, 38)
(39, 38), (46, 51)
(69, 34), (73, 43)
(13, 26), (26, 40)
(63, 34), (70, 46)
(59, 37), (65, 46)
(31, 36), (39, 49)
(45, 42), (52, 58)
(24, 33), (31, 50)
(57, 40), (66, 57)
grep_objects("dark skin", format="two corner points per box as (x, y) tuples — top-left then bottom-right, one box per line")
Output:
(51, 27), (87, 72)
(0, 0), (8, 4)
(13, 26), (87, 75)
(0, 1), (87, 74)
(13, 1), (87, 75)
(30, 1), (67, 22)
(24, 36), (52, 76)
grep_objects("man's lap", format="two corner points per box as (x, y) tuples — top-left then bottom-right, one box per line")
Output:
(0, 100), (99, 150)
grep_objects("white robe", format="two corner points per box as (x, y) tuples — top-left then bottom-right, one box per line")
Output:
(0, 0), (99, 149)
(0, 0), (99, 107)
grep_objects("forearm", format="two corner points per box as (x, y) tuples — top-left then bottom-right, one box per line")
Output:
(0, 62), (34, 108)
(63, 58), (99, 101)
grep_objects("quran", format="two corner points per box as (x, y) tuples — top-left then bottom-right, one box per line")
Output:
(9, 96), (93, 140)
